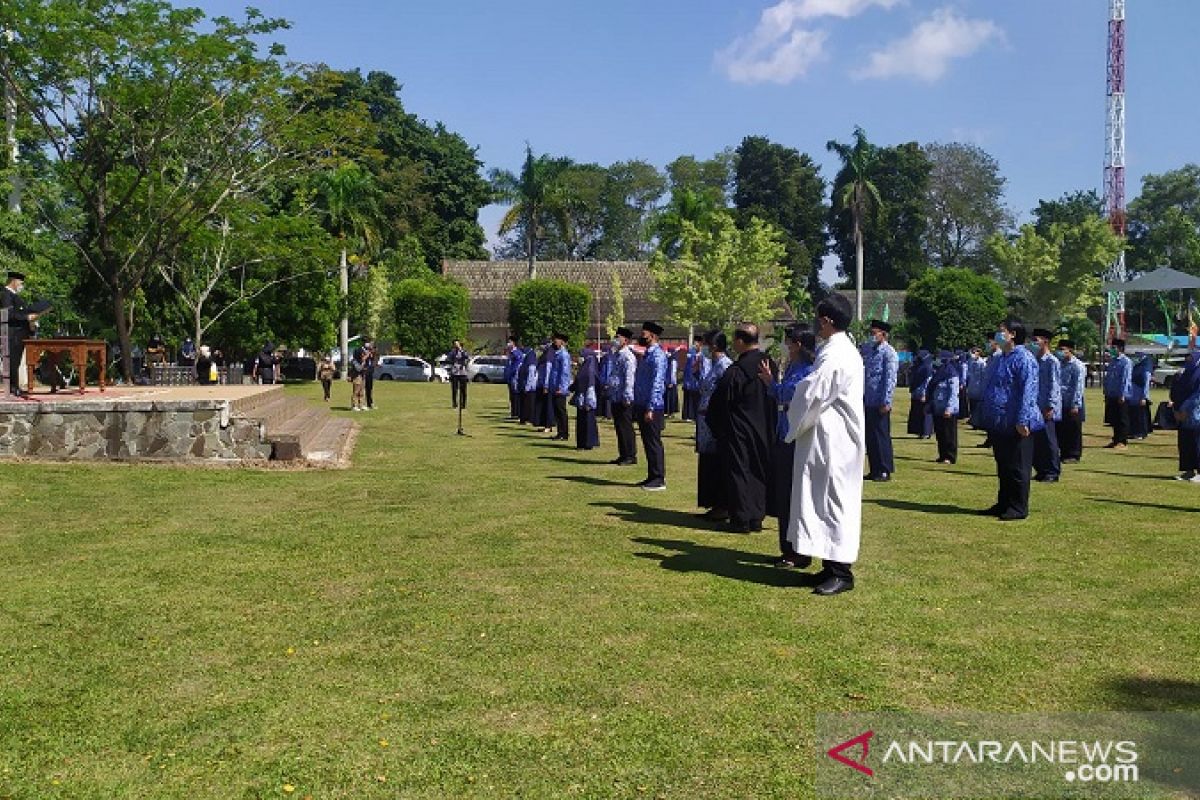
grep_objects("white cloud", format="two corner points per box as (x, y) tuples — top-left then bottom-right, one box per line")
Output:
(718, 0), (900, 85)
(854, 8), (1003, 83)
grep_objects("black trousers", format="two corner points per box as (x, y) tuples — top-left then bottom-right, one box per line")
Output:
(451, 376), (467, 408)
(521, 390), (535, 424)
(633, 406), (665, 483)
(552, 393), (569, 439)
(864, 406), (894, 476)
(697, 451), (725, 509)
(1106, 397), (1129, 444)
(320, 379), (332, 400)
(770, 440), (797, 557)
(365, 375), (375, 408)
(1057, 414), (1083, 461)
(932, 413), (958, 463)
(6, 332), (25, 394)
(1033, 418), (1060, 478)
(822, 560), (854, 581)
(508, 389), (520, 418)
(1129, 402), (1152, 438)
(1178, 427), (1200, 473)
(612, 402), (637, 462)
(682, 389), (700, 421)
(991, 432), (1034, 518)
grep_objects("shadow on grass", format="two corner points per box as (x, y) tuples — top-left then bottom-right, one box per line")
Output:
(631, 536), (820, 588)
(553, 475), (630, 488)
(1102, 677), (1200, 796)
(1107, 676), (1200, 711)
(1075, 469), (1178, 481)
(1089, 497), (1199, 514)
(539, 454), (608, 465)
(592, 501), (718, 532)
(865, 498), (978, 516)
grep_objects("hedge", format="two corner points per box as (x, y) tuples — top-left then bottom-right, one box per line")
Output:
(508, 279), (591, 348)
(393, 278), (469, 361)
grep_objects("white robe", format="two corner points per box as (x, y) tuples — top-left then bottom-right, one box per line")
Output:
(784, 331), (866, 563)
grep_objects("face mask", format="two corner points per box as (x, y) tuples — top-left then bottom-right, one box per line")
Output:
(637, 337), (650, 347)
(1109, 347), (1119, 358)
(611, 338), (621, 348)
(994, 331), (1008, 345)
(1055, 350), (1066, 360)
(1026, 343), (1039, 354)
(701, 346), (710, 358)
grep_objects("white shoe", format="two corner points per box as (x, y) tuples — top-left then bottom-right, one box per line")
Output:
(1175, 471), (1196, 481)
(1190, 474), (1200, 484)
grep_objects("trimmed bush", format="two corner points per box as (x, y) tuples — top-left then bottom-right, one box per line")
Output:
(393, 278), (469, 361)
(904, 268), (1007, 350)
(508, 279), (591, 348)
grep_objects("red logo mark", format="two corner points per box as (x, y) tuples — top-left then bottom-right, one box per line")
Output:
(827, 730), (875, 777)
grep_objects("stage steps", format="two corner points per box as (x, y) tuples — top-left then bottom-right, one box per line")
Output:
(238, 392), (357, 466)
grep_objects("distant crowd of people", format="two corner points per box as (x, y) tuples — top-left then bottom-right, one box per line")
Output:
(490, 297), (1200, 597)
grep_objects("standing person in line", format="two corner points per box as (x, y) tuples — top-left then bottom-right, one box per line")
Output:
(783, 294), (865, 596)
(966, 346), (988, 430)
(348, 344), (367, 411)
(447, 339), (470, 410)
(536, 342), (554, 433)
(977, 318), (1042, 521)
(1057, 340), (1087, 464)
(1103, 338), (1132, 449)
(663, 346), (681, 419)
(596, 345), (613, 421)
(956, 350), (971, 420)
(504, 335), (523, 420)
(362, 341), (377, 410)
(929, 349), (960, 465)
(632, 321), (669, 491)
(519, 343), (538, 425)
(759, 326), (815, 567)
(695, 330), (732, 521)
(681, 335), (702, 422)
(862, 319), (898, 481)
(706, 323), (776, 534)
(549, 332), (572, 441)
(907, 349), (933, 439)
(1031, 329), (1062, 482)
(1128, 353), (1154, 440)
(317, 354), (336, 402)
(572, 347), (600, 450)
(976, 340), (1002, 448)
(252, 343), (278, 385)
(1170, 324), (1200, 481)
(607, 327), (638, 466)
(195, 345), (217, 385)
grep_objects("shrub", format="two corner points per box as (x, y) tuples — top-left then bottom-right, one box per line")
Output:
(508, 279), (591, 347)
(904, 268), (1007, 350)
(393, 278), (469, 360)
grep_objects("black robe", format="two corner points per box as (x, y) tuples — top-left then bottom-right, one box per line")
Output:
(705, 349), (777, 527)
(1, 288), (37, 392)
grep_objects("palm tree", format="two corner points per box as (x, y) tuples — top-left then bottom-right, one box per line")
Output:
(489, 145), (571, 278)
(827, 127), (882, 321)
(315, 163), (383, 370)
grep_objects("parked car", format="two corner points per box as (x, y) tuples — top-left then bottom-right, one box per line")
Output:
(374, 355), (447, 382)
(468, 355), (508, 383)
(278, 356), (317, 381)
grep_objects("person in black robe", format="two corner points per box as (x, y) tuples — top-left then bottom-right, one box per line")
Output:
(705, 322), (777, 533)
(572, 349), (601, 450)
(1, 271), (46, 396)
(907, 349), (934, 438)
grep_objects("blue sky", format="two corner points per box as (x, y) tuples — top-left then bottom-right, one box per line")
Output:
(194, 0), (1198, 271)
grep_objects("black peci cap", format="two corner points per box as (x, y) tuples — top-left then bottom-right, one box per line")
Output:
(1032, 328), (1053, 340)
(615, 326), (633, 339)
(642, 320), (664, 336)
(868, 319), (891, 333)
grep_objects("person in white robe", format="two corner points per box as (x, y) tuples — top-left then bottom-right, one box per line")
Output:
(785, 293), (865, 596)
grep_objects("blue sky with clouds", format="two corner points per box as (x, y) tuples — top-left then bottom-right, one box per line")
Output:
(194, 0), (1197, 266)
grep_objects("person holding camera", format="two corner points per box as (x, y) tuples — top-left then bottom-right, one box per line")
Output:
(447, 339), (470, 409)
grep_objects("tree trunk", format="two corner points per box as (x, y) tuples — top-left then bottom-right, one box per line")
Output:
(113, 284), (133, 383)
(194, 303), (204, 349)
(854, 214), (864, 322)
(527, 228), (536, 280)
(339, 245), (349, 374)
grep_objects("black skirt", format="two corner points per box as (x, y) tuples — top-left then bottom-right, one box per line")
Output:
(697, 452), (727, 510)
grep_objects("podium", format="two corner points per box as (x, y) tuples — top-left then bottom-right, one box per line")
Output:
(23, 338), (108, 395)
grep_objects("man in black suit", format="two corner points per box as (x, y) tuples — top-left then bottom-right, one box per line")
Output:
(1, 271), (45, 396)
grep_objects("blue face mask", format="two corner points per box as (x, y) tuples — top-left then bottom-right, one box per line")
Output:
(1055, 350), (1066, 360)
(994, 331), (1009, 345)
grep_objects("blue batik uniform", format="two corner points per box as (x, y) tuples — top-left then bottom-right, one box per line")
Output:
(1103, 352), (1133, 445)
(1057, 354), (1087, 462)
(634, 344), (668, 412)
(681, 347), (704, 421)
(522, 348), (539, 393)
(907, 352), (934, 438)
(663, 348), (680, 416)
(505, 347), (525, 418)
(1129, 355), (1154, 439)
(1033, 350), (1062, 480)
(597, 351), (613, 418)
(979, 345), (1042, 518)
(930, 366), (960, 417)
(967, 355), (988, 401)
(930, 358), (961, 464)
(608, 346), (636, 406)
(550, 346), (572, 395)
(769, 360), (815, 442)
(863, 340), (898, 477)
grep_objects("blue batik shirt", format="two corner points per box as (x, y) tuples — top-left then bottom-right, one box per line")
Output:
(505, 347), (524, 391)
(863, 340), (898, 408)
(769, 360), (814, 441)
(966, 356), (988, 400)
(607, 346), (637, 405)
(978, 346), (1043, 434)
(522, 348), (539, 392)
(930, 366), (960, 416)
(1103, 354), (1132, 400)
(1038, 351), (1062, 421)
(1060, 355), (1086, 414)
(550, 346), (572, 394)
(1129, 356), (1153, 404)
(633, 343), (668, 411)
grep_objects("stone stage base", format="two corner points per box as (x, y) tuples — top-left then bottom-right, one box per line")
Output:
(0, 385), (356, 466)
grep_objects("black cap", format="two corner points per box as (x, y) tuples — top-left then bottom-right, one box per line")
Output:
(6, 271), (25, 282)
(868, 319), (891, 333)
(642, 320), (663, 336)
(553, 331), (569, 343)
(1032, 328), (1053, 340)
(615, 326), (633, 339)
(1111, 338), (1126, 348)
(1059, 339), (1075, 350)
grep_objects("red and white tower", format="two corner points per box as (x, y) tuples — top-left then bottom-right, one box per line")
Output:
(1104, 0), (1127, 340)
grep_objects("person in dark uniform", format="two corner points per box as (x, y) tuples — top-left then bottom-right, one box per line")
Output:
(504, 336), (523, 420)
(1, 271), (45, 396)
(862, 319), (898, 481)
(572, 347), (600, 450)
(681, 334), (704, 422)
(195, 345), (216, 385)
(1103, 339), (1132, 449)
(1031, 328), (1062, 482)
(695, 330), (731, 519)
(1057, 339), (1087, 463)
(929, 350), (960, 465)
(977, 318), (1041, 521)
(663, 346), (680, 418)
(362, 341), (378, 410)
(907, 349), (934, 439)
(760, 326), (815, 566)
(251, 343), (278, 385)
(447, 339), (470, 409)
(706, 322), (776, 533)
(632, 321), (669, 490)
(519, 344), (537, 425)
(548, 332), (572, 441)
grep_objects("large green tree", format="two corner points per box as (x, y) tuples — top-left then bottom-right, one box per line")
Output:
(1127, 164), (1200, 275)
(490, 146), (574, 276)
(904, 268), (1007, 350)
(829, 131), (931, 300)
(922, 142), (1011, 271)
(734, 135), (827, 306)
(649, 210), (788, 330)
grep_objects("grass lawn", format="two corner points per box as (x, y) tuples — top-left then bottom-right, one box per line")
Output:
(1, 380), (1197, 799)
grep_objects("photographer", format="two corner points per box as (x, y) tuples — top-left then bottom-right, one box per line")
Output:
(447, 339), (470, 409)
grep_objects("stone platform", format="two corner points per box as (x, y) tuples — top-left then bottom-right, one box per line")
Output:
(0, 385), (357, 466)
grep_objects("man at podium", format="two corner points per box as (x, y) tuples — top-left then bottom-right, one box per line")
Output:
(1, 271), (50, 396)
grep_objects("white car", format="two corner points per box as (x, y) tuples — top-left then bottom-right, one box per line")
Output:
(374, 355), (448, 383)
(467, 355), (509, 383)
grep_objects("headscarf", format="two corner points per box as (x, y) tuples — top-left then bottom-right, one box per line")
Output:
(577, 350), (598, 390)
(1170, 352), (1200, 405)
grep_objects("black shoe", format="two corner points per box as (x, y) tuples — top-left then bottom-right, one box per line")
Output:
(813, 576), (854, 596)
(773, 555), (813, 569)
(997, 510), (1027, 521)
(1061, 457), (1080, 464)
(726, 521), (754, 533)
(870, 473), (891, 482)
(702, 508), (730, 521)
(609, 457), (625, 465)
(641, 480), (666, 492)
(1034, 475), (1059, 483)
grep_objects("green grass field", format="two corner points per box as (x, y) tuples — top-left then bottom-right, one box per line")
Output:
(1, 380), (1196, 799)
